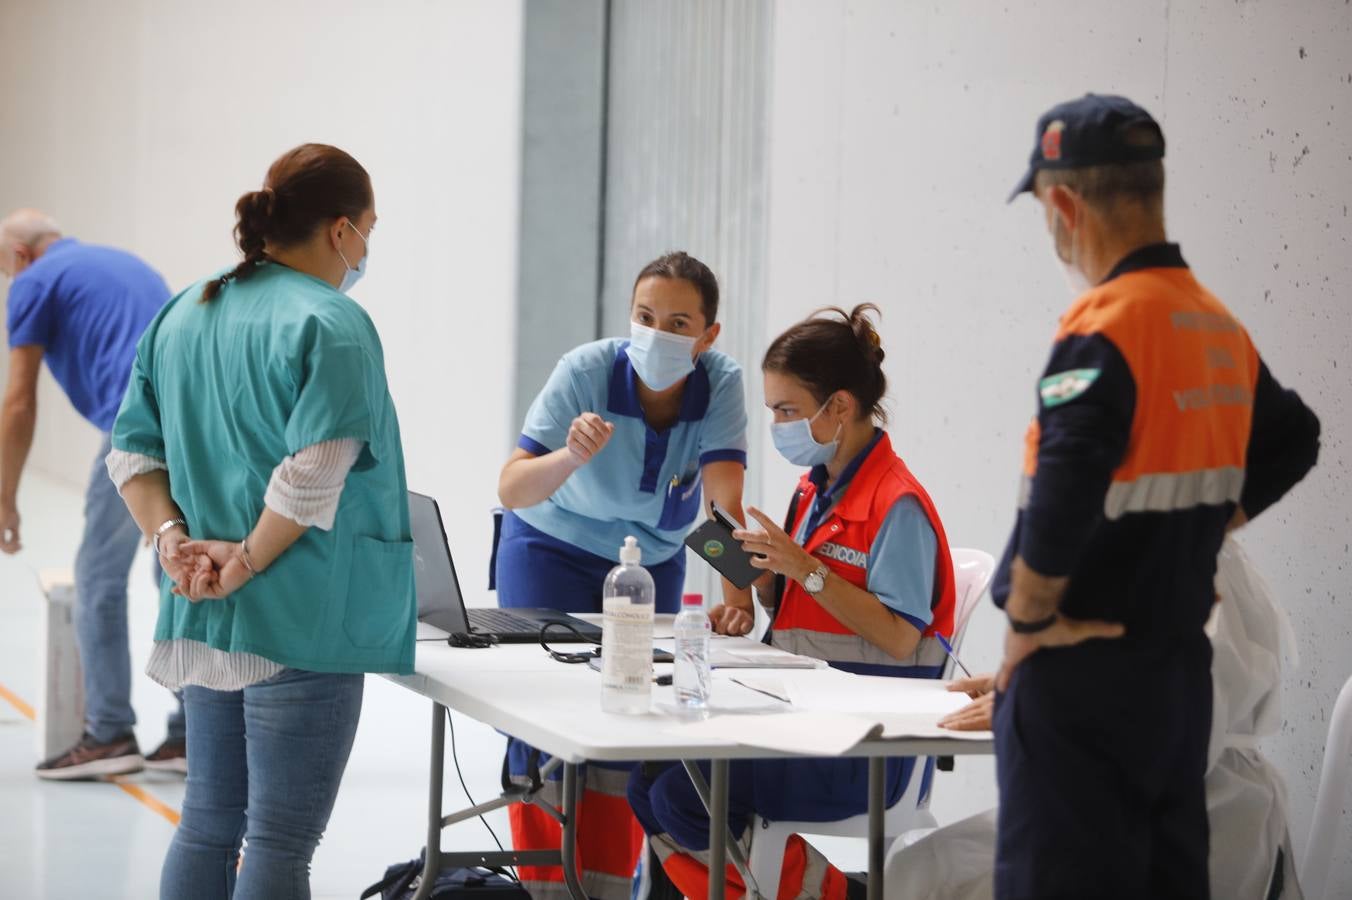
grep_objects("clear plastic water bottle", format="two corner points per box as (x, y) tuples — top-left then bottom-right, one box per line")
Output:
(673, 593), (712, 712)
(600, 536), (655, 715)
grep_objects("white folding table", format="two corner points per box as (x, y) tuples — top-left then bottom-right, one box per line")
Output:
(386, 625), (993, 900)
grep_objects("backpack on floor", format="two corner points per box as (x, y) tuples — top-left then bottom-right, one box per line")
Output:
(361, 851), (530, 899)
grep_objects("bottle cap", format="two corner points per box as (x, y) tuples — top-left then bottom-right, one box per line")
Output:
(682, 593), (703, 607)
(619, 535), (641, 564)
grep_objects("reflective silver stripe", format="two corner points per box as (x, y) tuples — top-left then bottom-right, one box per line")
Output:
(1103, 466), (1245, 520)
(1018, 475), (1033, 511)
(520, 873), (634, 900)
(792, 836), (834, 899)
(649, 831), (681, 865)
(579, 872), (636, 899)
(772, 629), (947, 671)
(505, 764), (631, 807)
(668, 830), (752, 868)
(585, 765), (633, 797)
(506, 774), (562, 808)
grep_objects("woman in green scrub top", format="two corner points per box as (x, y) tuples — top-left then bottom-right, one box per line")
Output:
(110, 144), (414, 900)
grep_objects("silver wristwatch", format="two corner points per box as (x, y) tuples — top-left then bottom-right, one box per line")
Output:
(802, 564), (829, 595)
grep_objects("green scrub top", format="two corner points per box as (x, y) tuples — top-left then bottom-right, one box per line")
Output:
(112, 262), (415, 675)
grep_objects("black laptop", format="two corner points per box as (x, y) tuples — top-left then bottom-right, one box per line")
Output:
(409, 491), (602, 643)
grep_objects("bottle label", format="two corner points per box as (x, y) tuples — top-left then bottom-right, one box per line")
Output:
(602, 599), (652, 696)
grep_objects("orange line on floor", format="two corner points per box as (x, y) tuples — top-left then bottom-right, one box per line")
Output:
(0, 679), (181, 827)
(113, 779), (182, 827)
(0, 680), (36, 721)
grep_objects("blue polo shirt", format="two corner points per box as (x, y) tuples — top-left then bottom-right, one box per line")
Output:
(6, 238), (169, 431)
(515, 338), (748, 563)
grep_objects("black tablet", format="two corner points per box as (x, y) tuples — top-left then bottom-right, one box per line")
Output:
(684, 504), (762, 589)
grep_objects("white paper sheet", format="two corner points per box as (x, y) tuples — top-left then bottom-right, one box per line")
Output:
(664, 670), (994, 753)
(668, 711), (886, 755)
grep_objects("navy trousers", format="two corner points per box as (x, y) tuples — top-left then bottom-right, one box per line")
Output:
(994, 634), (1213, 900)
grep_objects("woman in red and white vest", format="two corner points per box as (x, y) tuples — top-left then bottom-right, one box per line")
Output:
(628, 304), (957, 900)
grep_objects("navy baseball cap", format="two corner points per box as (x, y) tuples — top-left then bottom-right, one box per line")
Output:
(1008, 93), (1165, 202)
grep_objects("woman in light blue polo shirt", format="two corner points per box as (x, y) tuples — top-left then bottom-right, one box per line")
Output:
(496, 251), (752, 899)
(109, 144), (414, 900)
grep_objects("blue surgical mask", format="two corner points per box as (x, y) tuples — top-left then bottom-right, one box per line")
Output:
(628, 322), (698, 391)
(337, 220), (369, 294)
(771, 401), (841, 467)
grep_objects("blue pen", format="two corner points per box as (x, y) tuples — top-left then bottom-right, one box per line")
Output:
(936, 634), (973, 679)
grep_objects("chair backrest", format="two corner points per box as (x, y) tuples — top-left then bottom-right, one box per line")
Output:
(948, 548), (996, 660)
(919, 548), (995, 808)
(1302, 671), (1352, 900)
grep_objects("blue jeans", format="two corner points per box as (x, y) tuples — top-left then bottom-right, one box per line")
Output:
(161, 669), (364, 900)
(76, 434), (185, 743)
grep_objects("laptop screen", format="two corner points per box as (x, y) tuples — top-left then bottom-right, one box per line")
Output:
(408, 491), (470, 633)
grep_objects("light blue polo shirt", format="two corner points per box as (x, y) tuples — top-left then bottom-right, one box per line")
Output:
(515, 338), (747, 563)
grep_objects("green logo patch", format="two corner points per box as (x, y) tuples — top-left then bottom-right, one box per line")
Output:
(1039, 368), (1101, 407)
(703, 540), (725, 558)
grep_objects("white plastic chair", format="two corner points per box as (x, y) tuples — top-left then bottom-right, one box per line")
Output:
(945, 548), (997, 672)
(744, 548), (996, 900)
(1301, 671), (1352, 900)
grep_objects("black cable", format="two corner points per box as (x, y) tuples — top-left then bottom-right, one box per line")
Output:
(444, 706), (518, 883)
(539, 621), (602, 664)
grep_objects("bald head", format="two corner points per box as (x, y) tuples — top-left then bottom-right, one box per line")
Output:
(0, 209), (63, 278)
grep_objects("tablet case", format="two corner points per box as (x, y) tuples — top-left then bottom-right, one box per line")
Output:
(684, 516), (762, 589)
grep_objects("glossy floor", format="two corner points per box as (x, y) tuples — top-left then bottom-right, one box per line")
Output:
(0, 468), (878, 898)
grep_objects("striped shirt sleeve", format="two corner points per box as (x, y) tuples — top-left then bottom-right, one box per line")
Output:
(264, 438), (364, 530)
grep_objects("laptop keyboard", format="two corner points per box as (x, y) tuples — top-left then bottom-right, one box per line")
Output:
(468, 608), (542, 636)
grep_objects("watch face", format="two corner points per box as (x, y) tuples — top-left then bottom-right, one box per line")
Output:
(805, 571), (825, 593)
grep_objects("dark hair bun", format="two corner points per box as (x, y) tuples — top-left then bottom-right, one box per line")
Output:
(762, 302), (889, 424)
(237, 188), (275, 224)
(847, 304), (885, 367)
(234, 190), (274, 255)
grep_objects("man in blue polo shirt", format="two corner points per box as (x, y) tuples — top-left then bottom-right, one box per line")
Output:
(0, 208), (184, 779)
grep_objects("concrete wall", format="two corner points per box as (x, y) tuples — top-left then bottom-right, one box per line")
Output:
(513, 0), (609, 434)
(763, 0), (1352, 883)
(0, 0), (524, 601)
(600, 0), (774, 599)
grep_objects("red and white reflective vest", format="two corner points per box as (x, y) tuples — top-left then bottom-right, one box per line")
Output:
(772, 431), (956, 677)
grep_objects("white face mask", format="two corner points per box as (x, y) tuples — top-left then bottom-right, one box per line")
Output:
(770, 400), (841, 468)
(1057, 253), (1091, 295)
(628, 322), (698, 391)
(1051, 214), (1090, 296)
(338, 220), (369, 294)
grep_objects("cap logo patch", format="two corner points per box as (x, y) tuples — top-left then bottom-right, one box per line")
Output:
(1042, 120), (1066, 161)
